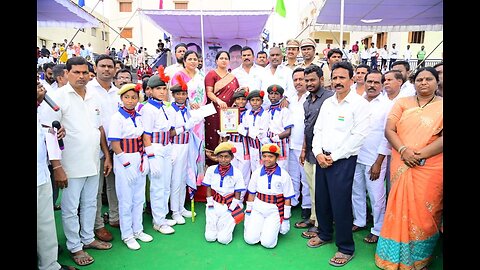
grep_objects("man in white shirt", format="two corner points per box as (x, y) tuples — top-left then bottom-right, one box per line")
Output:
(37, 80), (78, 270)
(287, 67), (311, 224)
(259, 47), (295, 108)
(231, 46), (263, 93)
(403, 44), (412, 62)
(87, 54), (121, 242)
(165, 43), (187, 79)
(391, 60), (416, 97)
(309, 61), (370, 266)
(351, 70), (389, 244)
(388, 43), (399, 69)
(41, 57), (113, 266)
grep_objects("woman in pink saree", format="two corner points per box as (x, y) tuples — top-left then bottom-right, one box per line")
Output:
(375, 67), (443, 270)
(171, 50), (207, 185)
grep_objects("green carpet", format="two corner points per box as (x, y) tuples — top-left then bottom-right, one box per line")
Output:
(55, 203), (443, 270)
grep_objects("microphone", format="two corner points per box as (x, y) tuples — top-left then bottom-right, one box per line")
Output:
(44, 94), (60, 111)
(52, 121), (64, 150)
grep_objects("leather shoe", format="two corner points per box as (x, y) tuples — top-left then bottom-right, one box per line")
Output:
(94, 227), (113, 242)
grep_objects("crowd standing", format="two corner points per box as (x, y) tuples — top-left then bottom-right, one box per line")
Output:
(37, 36), (443, 269)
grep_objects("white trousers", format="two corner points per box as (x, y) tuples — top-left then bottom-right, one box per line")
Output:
(244, 198), (281, 248)
(149, 143), (173, 227)
(61, 174), (100, 253)
(205, 202), (236, 245)
(249, 146), (262, 174)
(114, 153), (146, 240)
(37, 182), (61, 270)
(231, 141), (251, 201)
(95, 155), (119, 229)
(288, 149), (310, 208)
(170, 143), (188, 214)
(304, 160), (317, 224)
(352, 162), (387, 236)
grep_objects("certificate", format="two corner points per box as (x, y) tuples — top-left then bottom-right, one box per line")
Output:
(219, 108), (239, 133)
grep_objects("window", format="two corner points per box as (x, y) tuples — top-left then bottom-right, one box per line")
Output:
(120, 27), (133, 38)
(376, 32), (387, 48)
(91, 27), (96, 37)
(409, 31), (425, 44)
(314, 38), (320, 43)
(119, 0), (132, 12)
(174, 2), (188, 9)
(40, 39), (46, 47)
(326, 39), (333, 44)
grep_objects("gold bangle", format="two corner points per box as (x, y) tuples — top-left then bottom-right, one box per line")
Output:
(398, 146), (407, 155)
(52, 165), (62, 170)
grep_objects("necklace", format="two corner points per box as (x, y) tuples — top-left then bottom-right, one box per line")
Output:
(416, 95), (435, 108)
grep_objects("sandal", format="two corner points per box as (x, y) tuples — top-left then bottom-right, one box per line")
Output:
(329, 251), (354, 267)
(301, 226), (319, 239)
(306, 236), (332, 248)
(71, 251), (94, 266)
(352, 225), (366, 232)
(295, 219), (315, 229)
(83, 239), (113, 250)
(363, 233), (379, 243)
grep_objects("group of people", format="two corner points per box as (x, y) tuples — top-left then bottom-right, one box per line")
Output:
(37, 37), (443, 269)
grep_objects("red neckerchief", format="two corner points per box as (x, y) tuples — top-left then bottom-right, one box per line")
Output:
(218, 164), (231, 178)
(239, 107), (246, 113)
(264, 164), (278, 176)
(123, 107), (136, 118)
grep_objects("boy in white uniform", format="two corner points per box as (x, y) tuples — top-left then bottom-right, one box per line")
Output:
(108, 83), (153, 250)
(229, 88), (251, 202)
(202, 142), (246, 245)
(244, 143), (295, 248)
(139, 74), (177, 234)
(263, 84), (293, 170)
(243, 90), (270, 173)
(169, 80), (203, 224)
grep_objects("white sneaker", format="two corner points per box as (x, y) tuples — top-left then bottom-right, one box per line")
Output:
(124, 237), (141, 250)
(166, 219), (177, 226)
(181, 210), (197, 218)
(153, 224), (175, 234)
(134, 231), (153, 242)
(172, 213), (186, 225)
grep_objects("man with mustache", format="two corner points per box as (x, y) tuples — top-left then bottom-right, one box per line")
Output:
(231, 46), (264, 95)
(309, 61), (370, 267)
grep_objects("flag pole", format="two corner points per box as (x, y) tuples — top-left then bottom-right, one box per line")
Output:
(200, 0), (206, 76)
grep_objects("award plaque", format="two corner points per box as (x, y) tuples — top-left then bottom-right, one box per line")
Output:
(219, 107), (239, 133)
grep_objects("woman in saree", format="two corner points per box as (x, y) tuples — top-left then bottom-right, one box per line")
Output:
(170, 50), (207, 186)
(375, 67), (443, 270)
(204, 50), (240, 166)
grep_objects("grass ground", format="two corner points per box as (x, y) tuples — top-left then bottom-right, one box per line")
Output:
(54, 202), (443, 270)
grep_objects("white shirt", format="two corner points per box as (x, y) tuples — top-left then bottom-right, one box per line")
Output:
(357, 94), (390, 165)
(139, 99), (175, 134)
(267, 105), (294, 138)
(259, 64), (295, 108)
(37, 113), (49, 186)
(202, 165), (246, 197)
(312, 89), (371, 162)
(288, 92), (309, 150)
(231, 64), (263, 92)
(403, 49), (412, 61)
(87, 79), (120, 152)
(399, 81), (416, 97)
(108, 108), (145, 142)
(389, 48), (399, 59)
(247, 166), (294, 198)
(40, 83), (103, 178)
(164, 63), (184, 81)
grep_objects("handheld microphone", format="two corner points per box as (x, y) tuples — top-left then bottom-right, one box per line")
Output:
(44, 94), (60, 111)
(52, 121), (64, 150)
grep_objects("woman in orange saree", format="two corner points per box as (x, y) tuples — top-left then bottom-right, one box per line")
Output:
(375, 67), (443, 270)
(204, 50), (240, 166)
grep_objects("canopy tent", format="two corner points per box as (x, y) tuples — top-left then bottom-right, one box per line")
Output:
(315, 0), (443, 32)
(141, 9), (271, 40)
(141, 9), (271, 71)
(37, 0), (99, 28)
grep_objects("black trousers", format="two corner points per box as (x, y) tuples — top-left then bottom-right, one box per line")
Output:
(315, 155), (357, 255)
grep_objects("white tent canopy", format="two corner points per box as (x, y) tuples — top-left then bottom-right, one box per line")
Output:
(315, 0), (443, 32)
(37, 0), (99, 28)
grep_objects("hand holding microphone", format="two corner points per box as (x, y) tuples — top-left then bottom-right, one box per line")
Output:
(52, 121), (64, 150)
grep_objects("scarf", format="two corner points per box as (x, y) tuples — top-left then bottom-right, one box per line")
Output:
(123, 107), (136, 118)
(218, 164), (231, 178)
(264, 164), (278, 176)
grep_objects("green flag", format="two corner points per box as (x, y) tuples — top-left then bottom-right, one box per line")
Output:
(275, 0), (286, 17)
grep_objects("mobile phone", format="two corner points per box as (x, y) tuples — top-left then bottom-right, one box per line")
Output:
(418, 158), (426, 166)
